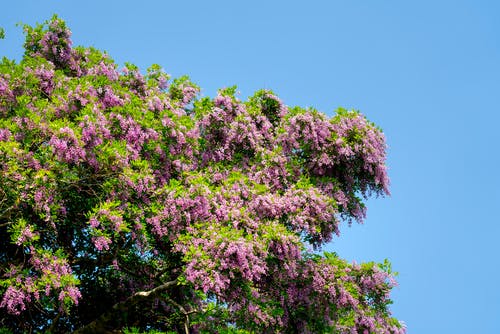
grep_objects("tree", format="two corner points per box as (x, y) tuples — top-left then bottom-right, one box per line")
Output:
(0, 16), (405, 333)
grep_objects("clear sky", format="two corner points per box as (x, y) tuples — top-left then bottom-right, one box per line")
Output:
(2, 1), (499, 332)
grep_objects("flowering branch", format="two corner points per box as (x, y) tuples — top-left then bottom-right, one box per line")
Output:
(0, 15), (404, 333)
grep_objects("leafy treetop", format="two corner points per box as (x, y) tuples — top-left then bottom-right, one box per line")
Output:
(0, 15), (404, 334)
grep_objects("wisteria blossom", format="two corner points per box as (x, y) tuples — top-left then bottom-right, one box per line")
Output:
(0, 16), (404, 333)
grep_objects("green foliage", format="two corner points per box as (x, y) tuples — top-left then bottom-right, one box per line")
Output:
(0, 16), (404, 334)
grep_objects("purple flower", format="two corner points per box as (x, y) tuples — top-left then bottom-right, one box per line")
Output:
(0, 128), (11, 141)
(92, 235), (111, 251)
(0, 286), (27, 315)
(89, 217), (100, 228)
(15, 225), (37, 245)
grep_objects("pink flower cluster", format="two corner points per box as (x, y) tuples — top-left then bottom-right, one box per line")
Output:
(199, 92), (275, 163)
(15, 225), (38, 246)
(24, 16), (74, 68)
(0, 287), (26, 315)
(0, 76), (15, 114)
(1, 250), (80, 317)
(49, 126), (86, 164)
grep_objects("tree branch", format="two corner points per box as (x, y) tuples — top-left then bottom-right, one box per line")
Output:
(47, 312), (62, 333)
(72, 279), (178, 334)
(164, 295), (197, 334)
(0, 206), (15, 222)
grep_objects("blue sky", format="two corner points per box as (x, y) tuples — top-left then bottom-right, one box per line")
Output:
(2, 1), (499, 332)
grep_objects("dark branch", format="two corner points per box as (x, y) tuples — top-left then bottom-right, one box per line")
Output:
(72, 279), (178, 334)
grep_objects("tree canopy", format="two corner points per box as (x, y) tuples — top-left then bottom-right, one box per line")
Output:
(0, 16), (405, 333)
